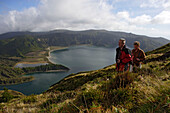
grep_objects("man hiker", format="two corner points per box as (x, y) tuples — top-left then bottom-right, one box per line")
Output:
(132, 41), (146, 69)
(116, 38), (132, 72)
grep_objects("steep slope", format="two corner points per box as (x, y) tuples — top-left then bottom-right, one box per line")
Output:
(146, 43), (170, 55)
(0, 43), (169, 113)
(0, 30), (169, 57)
(0, 35), (46, 57)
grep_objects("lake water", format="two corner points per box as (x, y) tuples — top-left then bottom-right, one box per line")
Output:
(0, 45), (116, 95)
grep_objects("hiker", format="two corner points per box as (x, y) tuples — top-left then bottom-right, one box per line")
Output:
(132, 41), (146, 69)
(116, 38), (132, 72)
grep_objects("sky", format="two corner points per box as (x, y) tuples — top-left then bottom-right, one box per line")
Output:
(0, 0), (170, 40)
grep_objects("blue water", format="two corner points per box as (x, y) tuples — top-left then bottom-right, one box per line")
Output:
(0, 45), (116, 95)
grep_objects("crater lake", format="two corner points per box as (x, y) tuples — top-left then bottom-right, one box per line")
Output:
(0, 45), (117, 95)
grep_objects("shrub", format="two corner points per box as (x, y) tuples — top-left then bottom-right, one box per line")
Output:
(40, 91), (76, 108)
(58, 102), (79, 113)
(22, 95), (36, 104)
(103, 72), (136, 91)
(74, 89), (105, 109)
(0, 88), (14, 102)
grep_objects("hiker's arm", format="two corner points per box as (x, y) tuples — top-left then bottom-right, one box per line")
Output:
(116, 49), (119, 63)
(140, 51), (146, 61)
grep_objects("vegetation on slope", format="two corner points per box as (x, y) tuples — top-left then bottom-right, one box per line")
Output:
(22, 64), (69, 73)
(0, 88), (24, 103)
(0, 47), (70, 85)
(0, 64), (69, 85)
(0, 43), (169, 113)
(0, 36), (46, 57)
(146, 43), (170, 55)
(0, 57), (19, 67)
(0, 43), (69, 85)
(0, 66), (34, 85)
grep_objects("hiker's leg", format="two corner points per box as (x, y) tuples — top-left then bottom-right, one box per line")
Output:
(129, 65), (133, 72)
(139, 63), (142, 69)
(133, 65), (137, 73)
(124, 63), (129, 72)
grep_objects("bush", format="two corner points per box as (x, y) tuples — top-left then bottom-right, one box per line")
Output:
(58, 102), (79, 113)
(100, 72), (136, 91)
(40, 91), (76, 109)
(22, 95), (36, 104)
(112, 72), (135, 89)
(74, 89), (105, 109)
(0, 88), (14, 102)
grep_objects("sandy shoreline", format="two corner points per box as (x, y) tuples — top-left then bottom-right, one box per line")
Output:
(46, 46), (68, 64)
(15, 45), (90, 66)
(15, 45), (90, 67)
(14, 46), (68, 67)
(14, 61), (48, 66)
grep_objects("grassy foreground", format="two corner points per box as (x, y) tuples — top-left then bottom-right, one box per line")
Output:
(0, 43), (169, 113)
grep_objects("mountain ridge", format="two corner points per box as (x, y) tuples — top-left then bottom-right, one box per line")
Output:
(0, 29), (169, 57)
(0, 29), (168, 40)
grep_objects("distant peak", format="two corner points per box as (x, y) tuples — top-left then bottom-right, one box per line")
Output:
(49, 29), (72, 33)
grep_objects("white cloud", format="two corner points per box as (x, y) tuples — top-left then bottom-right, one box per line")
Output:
(140, 0), (167, 8)
(128, 14), (152, 25)
(163, 0), (170, 9)
(0, 7), (38, 33)
(0, 0), (133, 32)
(0, 0), (116, 32)
(0, 0), (170, 40)
(138, 0), (170, 25)
(153, 11), (170, 24)
(117, 11), (129, 19)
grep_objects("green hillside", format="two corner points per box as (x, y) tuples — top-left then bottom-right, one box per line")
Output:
(0, 36), (46, 57)
(0, 57), (69, 85)
(0, 64), (69, 85)
(0, 42), (69, 85)
(0, 57), (19, 67)
(0, 66), (34, 85)
(0, 44), (169, 113)
(0, 30), (169, 57)
(146, 43), (170, 55)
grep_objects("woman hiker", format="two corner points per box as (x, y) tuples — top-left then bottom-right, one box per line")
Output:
(131, 41), (146, 71)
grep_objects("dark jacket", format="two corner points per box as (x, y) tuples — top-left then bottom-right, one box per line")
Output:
(116, 45), (132, 71)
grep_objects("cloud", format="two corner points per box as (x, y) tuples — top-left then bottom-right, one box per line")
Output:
(153, 11), (170, 24)
(0, 0), (116, 32)
(0, 0), (170, 40)
(140, 0), (167, 8)
(0, 7), (38, 32)
(117, 11), (129, 20)
(130, 15), (152, 25)
(117, 12), (152, 25)
(163, 0), (170, 9)
(0, 0), (133, 32)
